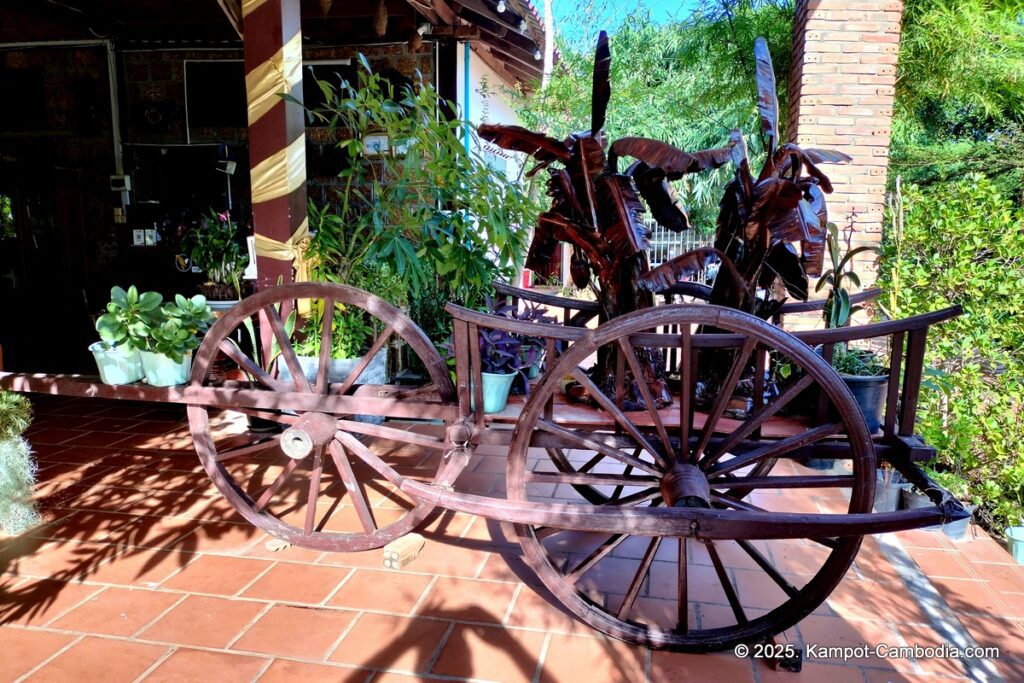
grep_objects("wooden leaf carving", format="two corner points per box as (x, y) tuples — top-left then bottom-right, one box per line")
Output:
(591, 31), (612, 134)
(636, 247), (749, 301)
(478, 124), (570, 161)
(595, 174), (649, 256)
(761, 242), (809, 301)
(802, 148), (853, 165)
(624, 160), (690, 233)
(753, 37), (779, 157)
(609, 138), (732, 178)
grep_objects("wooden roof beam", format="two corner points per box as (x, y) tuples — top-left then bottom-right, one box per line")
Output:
(217, 0), (243, 38)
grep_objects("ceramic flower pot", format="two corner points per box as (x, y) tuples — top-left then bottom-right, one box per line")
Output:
(473, 371), (517, 414)
(281, 350), (388, 424)
(140, 350), (193, 387)
(89, 342), (144, 385)
(840, 373), (889, 433)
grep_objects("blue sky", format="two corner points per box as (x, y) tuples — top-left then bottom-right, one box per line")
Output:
(551, 0), (701, 41)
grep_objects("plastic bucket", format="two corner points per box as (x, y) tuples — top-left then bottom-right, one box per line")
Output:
(89, 342), (144, 385)
(873, 470), (905, 513)
(942, 506), (976, 541)
(902, 487), (941, 530)
(1007, 527), (1024, 564)
(473, 371), (517, 414)
(140, 350), (193, 387)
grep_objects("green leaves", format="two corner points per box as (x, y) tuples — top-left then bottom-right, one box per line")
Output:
(95, 285), (212, 361)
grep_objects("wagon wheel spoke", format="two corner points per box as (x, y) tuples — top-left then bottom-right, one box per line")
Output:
(217, 339), (286, 391)
(707, 474), (856, 490)
(336, 326), (394, 397)
(711, 492), (766, 513)
(314, 299), (335, 394)
(569, 369), (669, 468)
(677, 538), (688, 633)
(617, 339), (674, 461)
(191, 283), (455, 554)
(706, 422), (844, 477)
(304, 446), (324, 536)
(253, 458), (299, 513)
(700, 374), (816, 469)
(706, 541), (748, 625)
(506, 303), (876, 651)
(265, 303), (312, 393)
(524, 470), (658, 488)
(537, 420), (662, 477)
(565, 533), (629, 585)
(693, 338), (757, 462)
(214, 434), (281, 462)
(609, 464), (635, 502)
(735, 539), (800, 599)
(329, 439), (377, 534)
(616, 536), (662, 620)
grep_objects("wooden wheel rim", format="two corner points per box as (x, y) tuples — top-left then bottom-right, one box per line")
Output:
(188, 282), (455, 552)
(507, 304), (875, 651)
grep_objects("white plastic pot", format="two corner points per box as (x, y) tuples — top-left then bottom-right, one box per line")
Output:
(89, 342), (144, 385)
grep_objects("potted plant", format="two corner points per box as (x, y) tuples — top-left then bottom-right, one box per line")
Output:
(0, 390), (41, 535)
(1007, 521), (1024, 564)
(475, 328), (532, 414)
(490, 298), (556, 380)
(92, 285), (160, 385)
(137, 294), (215, 387)
(818, 223), (887, 433)
(184, 209), (249, 310)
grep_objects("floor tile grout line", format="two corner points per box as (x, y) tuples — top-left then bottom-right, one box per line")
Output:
(224, 600), (277, 650)
(875, 532), (1004, 682)
(249, 655), (276, 682)
(530, 631), (552, 683)
(323, 608), (365, 660)
(12, 632), (86, 683)
(128, 592), (191, 640)
(422, 620), (457, 677)
(409, 574), (441, 616)
(130, 644), (177, 683)
(502, 584), (524, 626)
(233, 555), (283, 598)
(319, 566), (358, 607)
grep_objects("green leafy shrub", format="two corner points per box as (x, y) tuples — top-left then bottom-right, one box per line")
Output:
(879, 174), (1024, 529)
(298, 57), (537, 348)
(0, 391), (40, 535)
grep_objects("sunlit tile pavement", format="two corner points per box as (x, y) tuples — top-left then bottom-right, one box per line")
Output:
(1, 396), (1022, 682)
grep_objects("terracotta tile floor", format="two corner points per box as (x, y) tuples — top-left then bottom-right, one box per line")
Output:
(2, 395), (1023, 682)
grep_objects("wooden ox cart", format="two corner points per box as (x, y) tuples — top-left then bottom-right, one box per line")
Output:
(0, 280), (967, 657)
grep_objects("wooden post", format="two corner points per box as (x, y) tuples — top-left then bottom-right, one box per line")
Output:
(242, 0), (307, 291)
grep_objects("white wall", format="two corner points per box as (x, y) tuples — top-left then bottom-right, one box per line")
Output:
(455, 42), (527, 181)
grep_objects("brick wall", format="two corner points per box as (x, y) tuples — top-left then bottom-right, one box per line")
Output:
(788, 0), (903, 287)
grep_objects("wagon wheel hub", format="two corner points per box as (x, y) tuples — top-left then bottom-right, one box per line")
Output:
(660, 463), (711, 508)
(280, 412), (337, 460)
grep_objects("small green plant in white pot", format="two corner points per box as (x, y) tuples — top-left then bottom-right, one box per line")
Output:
(0, 390), (41, 535)
(139, 294), (215, 387)
(92, 285), (162, 385)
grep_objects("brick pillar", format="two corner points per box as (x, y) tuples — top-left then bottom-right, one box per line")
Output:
(788, 0), (903, 286)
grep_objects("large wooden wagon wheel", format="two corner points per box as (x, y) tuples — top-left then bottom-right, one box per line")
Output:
(187, 283), (456, 552)
(507, 304), (875, 651)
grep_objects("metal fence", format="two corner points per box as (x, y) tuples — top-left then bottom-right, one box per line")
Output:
(646, 219), (714, 278)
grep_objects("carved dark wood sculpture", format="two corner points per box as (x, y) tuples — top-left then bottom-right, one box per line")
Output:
(481, 34), (850, 325)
